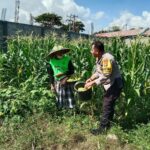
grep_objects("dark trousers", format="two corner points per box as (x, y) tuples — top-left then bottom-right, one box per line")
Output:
(100, 79), (122, 129)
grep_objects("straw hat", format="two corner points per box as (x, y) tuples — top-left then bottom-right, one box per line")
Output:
(48, 45), (70, 58)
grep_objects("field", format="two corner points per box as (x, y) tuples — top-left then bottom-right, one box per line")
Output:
(0, 34), (150, 150)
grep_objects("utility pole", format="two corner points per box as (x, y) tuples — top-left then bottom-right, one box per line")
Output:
(91, 22), (94, 35)
(66, 15), (72, 31)
(125, 24), (128, 30)
(14, 0), (20, 23)
(71, 14), (78, 32)
(29, 13), (34, 25)
(66, 14), (78, 32)
(1, 8), (7, 21)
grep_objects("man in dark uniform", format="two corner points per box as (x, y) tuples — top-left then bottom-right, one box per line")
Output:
(85, 41), (123, 135)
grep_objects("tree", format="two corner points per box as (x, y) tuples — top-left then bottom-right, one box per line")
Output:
(60, 24), (69, 32)
(61, 21), (85, 33)
(34, 13), (62, 28)
(74, 21), (85, 33)
(111, 26), (121, 32)
(98, 30), (108, 33)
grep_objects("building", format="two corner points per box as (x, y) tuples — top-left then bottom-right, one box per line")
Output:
(96, 28), (150, 39)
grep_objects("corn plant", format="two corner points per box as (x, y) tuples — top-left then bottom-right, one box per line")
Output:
(104, 37), (150, 126)
(0, 35), (149, 126)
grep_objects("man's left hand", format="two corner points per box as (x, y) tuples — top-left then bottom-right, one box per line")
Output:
(84, 81), (95, 89)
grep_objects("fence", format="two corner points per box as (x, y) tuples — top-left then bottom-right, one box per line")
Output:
(0, 20), (90, 52)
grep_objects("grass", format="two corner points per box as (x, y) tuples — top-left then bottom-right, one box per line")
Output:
(0, 112), (150, 150)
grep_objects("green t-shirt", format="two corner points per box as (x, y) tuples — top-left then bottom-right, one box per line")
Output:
(49, 55), (70, 81)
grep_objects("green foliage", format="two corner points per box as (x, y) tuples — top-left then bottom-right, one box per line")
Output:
(0, 35), (150, 128)
(0, 75), (56, 120)
(34, 13), (62, 27)
(74, 21), (85, 32)
(111, 26), (121, 31)
(0, 35), (55, 87)
(61, 21), (85, 33)
(104, 37), (150, 126)
(128, 123), (150, 150)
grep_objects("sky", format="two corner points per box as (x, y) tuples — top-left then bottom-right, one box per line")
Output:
(0, 0), (150, 33)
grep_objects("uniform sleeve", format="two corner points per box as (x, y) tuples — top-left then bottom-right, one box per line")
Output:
(95, 58), (113, 85)
(47, 63), (54, 85)
(91, 72), (99, 80)
(92, 64), (100, 79)
(66, 60), (74, 76)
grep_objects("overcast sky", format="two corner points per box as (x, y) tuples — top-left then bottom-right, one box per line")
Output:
(1, 0), (150, 33)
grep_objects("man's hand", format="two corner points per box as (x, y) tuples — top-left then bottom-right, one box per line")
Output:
(85, 78), (92, 84)
(84, 80), (95, 89)
(60, 77), (68, 85)
(86, 74), (99, 84)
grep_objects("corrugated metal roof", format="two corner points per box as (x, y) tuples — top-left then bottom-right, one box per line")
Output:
(144, 29), (150, 36)
(96, 29), (150, 38)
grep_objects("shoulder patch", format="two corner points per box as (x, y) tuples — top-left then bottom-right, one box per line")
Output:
(101, 58), (112, 75)
(103, 59), (109, 66)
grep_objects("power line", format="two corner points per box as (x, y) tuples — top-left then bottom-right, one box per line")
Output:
(66, 14), (78, 32)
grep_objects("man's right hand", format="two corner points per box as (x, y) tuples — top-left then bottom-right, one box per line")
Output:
(86, 73), (99, 83)
(86, 78), (92, 83)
